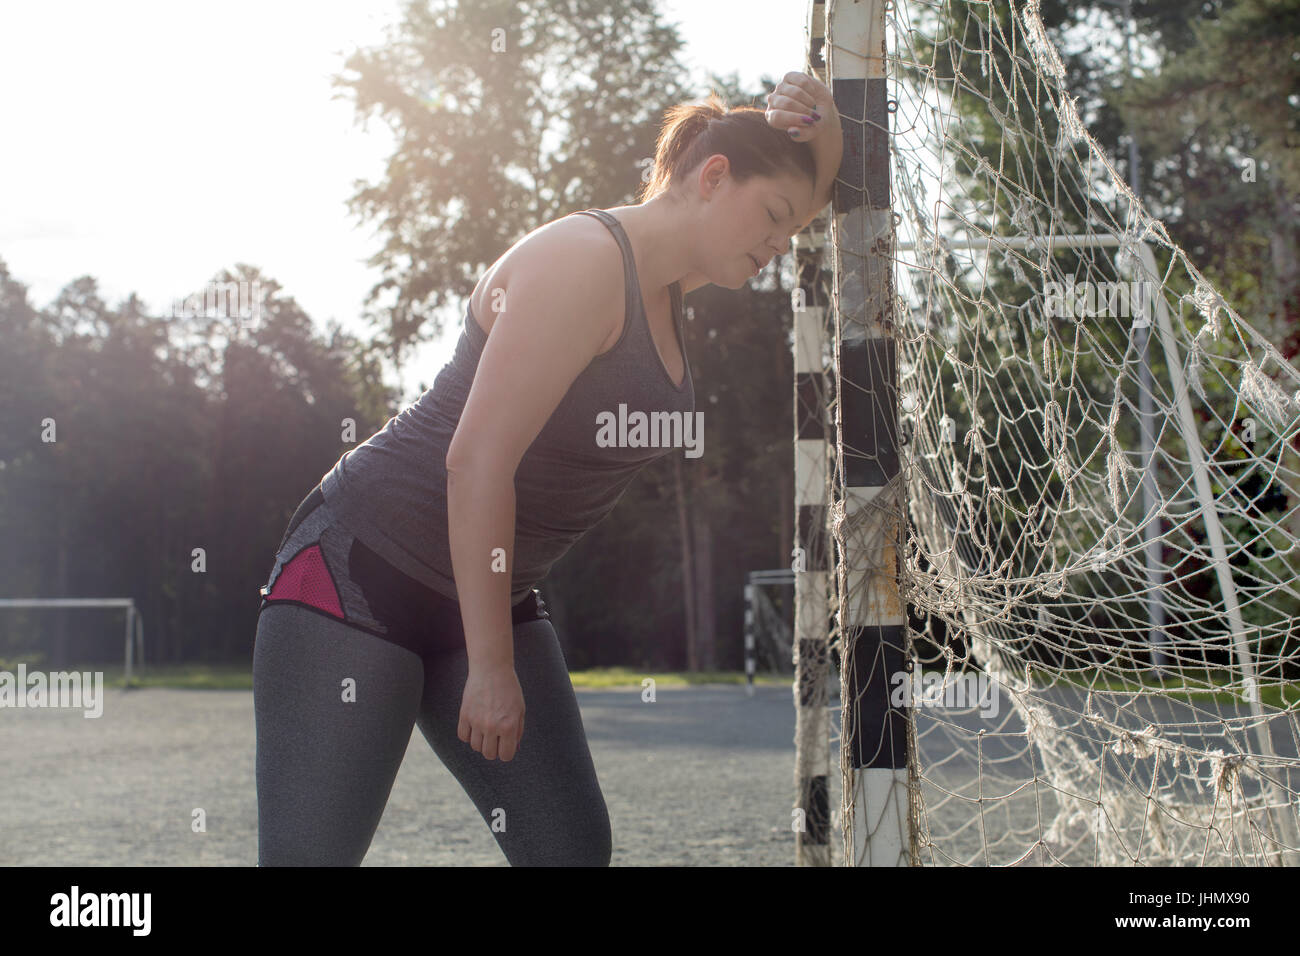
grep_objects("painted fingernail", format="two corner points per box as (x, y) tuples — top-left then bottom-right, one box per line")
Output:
(803, 115), (815, 124)
(811, 110), (821, 120)
(789, 128), (799, 137)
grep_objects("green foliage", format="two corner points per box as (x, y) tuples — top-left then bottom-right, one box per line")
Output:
(0, 260), (397, 666)
(334, 0), (698, 359)
(897, 0), (1299, 672)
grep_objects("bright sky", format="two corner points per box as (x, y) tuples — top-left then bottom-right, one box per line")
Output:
(0, 0), (807, 403)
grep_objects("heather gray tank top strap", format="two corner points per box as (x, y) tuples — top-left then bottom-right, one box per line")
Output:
(572, 208), (688, 373)
(573, 208), (641, 346)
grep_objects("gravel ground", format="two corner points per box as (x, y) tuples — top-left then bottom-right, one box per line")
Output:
(10, 679), (1285, 866)
(1, 682), (842, 866)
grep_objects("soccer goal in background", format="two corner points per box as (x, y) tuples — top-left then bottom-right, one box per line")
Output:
(792, 0), (1300, 866)
(0, 598), (146, 686)
(744, 569), (810, 692)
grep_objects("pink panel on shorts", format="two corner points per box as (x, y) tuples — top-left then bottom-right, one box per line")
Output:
(266, 544), (344, 618)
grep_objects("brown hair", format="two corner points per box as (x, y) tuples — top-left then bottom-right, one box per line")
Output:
(638, 91), (819, 203)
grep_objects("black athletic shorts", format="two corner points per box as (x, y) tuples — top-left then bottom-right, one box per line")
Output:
(256, 483), (550, 662)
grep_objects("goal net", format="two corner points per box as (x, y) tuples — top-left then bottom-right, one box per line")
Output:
(796, 0), (1300, 866)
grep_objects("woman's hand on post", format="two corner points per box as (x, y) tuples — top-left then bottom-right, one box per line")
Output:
(765, 71), (836, 142)
(458, 663), (526, 761)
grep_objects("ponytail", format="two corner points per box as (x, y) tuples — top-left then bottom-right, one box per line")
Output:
(639, 91), (817, 202)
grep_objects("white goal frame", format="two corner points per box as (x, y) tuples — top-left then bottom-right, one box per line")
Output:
(0, 598), (145, 685)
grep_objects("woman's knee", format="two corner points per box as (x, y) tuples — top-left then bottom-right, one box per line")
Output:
(574, 807), (613, 867)
(503, 798), (611, 867)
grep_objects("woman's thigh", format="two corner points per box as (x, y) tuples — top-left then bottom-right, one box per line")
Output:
(253, 599), (425, 866)
(414, 618), (612, 866)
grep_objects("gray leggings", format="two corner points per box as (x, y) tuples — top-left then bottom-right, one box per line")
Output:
(252, 493), (611, 866)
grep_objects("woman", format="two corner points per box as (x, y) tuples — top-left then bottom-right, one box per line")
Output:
(252, 72), (841, 866)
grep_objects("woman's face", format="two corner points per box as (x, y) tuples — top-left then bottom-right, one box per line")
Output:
(690, 157), (815, 289)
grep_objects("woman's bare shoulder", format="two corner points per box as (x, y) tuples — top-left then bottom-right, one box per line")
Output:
(470, 213), (624, 339)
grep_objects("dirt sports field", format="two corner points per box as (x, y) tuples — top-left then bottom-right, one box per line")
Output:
(1, 682), (847, 866)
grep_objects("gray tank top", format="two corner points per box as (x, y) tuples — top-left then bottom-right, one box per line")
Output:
(319, 207), (696, 604)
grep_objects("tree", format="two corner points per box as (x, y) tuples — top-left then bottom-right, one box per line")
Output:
(333, 0), (696, 363)
(1113, 0), (1300, 345)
